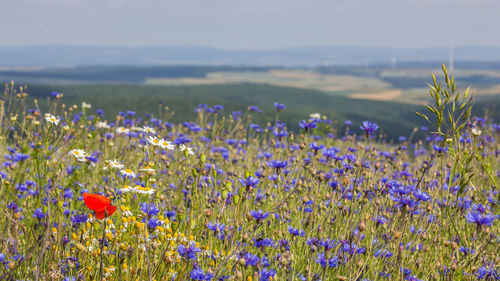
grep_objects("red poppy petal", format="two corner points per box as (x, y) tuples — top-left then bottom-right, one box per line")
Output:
(94, 206), (116, 220)
(95, 210), (106, 220)
(105, 205), (117, 217)
(83, 192), (111, 211)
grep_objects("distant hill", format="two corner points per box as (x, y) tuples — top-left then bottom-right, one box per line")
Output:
(2, 45), (500, 67)
(0, 65), (273, 84)
(26, 83), (427, 140)
(22, 83), (500, 141)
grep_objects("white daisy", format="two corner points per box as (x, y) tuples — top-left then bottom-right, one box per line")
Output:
(120, 206), (134, 217)
(143, 126), (156, 134)
(104, 266), (115, 278)
(120, 185), (134, 193)
(44, 113), (60, 125)
(105, 159), (124, 169)
(120, 168), (136, 178)
(179, 144), (194, 155)
(82, 102), (92, 109)
(96, 121), (110, 129)
(135, 186), (155, 195)
(116, 127), (130, 135)
(147, 136), (162, 146)
(139, 167), (156, 173)
(69, 149), (88, 160)
(471, 127), (482, 136)
(160, 139), (175, 150)
(309, 113), (321, 119)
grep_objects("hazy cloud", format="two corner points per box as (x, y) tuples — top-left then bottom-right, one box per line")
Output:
(0, 0), (498, 49)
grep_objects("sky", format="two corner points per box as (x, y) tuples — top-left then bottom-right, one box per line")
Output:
(0, 0), (498, 49)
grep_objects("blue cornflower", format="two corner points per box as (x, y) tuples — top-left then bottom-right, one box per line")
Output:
(85, 155), (98, 163)
(306, 237), (321, 248)
(390, 194), (417, 210)
(322, 147), (340, 158)
(302, 206), (313, 213)
(206, 222), (226, 239)
(174, 136), (192, 145)
(15, 183), (28, 193)
(341, 242), (366, 255)
(239, 176), (259, 188)
(278, 239), (290, 251)
(309, 142), (324, 152)
(13, 153), (30, 162)
(33, 208), (45, 219)
(189, 124), (202, 132)
(471, 203), (488, 214)
(360, 121), (379, 136)
(250, 210), (269, 221)
(400, 267), (412, 278)
(287, 226), (305, 237)
(475, 265), (499, 280)
(140, 202), (160, 216)
(6, 201), (19, 212)
(274, 102), (286, 111)
(315, 252), (327, 267)
(261, 255), (270, 267)
(299, 120), (317, 131)
(232, 111), (242, 119)
(165, 210), (177, 218)
(268, 160), (287, 170)
(225, 139), (237, 146)
(328, 256), (339, 268)
(60, 257), (80, 274)
(147, 218), (162, 229)
(249, 124), (262, 132)
(249, 105), (263, 113)
(63, 188), (74, 199)
(255, 189), (266, 202)
(178, 243), (201, 261)
(206, 222), (224, 232)
(413, 190), (431, 201)
(254, 237), (274, 248)
(241, 252), (260, 266)
(70, 213), (88, 224)
(373, 216), (388, 225)
(459, 246), (475, 255)
(275, 120), (286, 129)
(320, 238), (337, 251)
(465, 210), (495, 226)
(96, 109), (104, 117)
(190, 266), (213, 280)
(433, 145), (448, 154)
(259, 267), (276, 281)
(374, 249), (393, 258)
(272, 130), (288, 139)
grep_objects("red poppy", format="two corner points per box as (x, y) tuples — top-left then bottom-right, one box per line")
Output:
(82, 192), (117, 220)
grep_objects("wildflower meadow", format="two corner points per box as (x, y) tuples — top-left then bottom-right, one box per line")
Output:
(0, 65), (498, 281)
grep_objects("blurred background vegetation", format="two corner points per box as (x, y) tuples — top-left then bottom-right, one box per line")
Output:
(2, 64), (500, 141)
